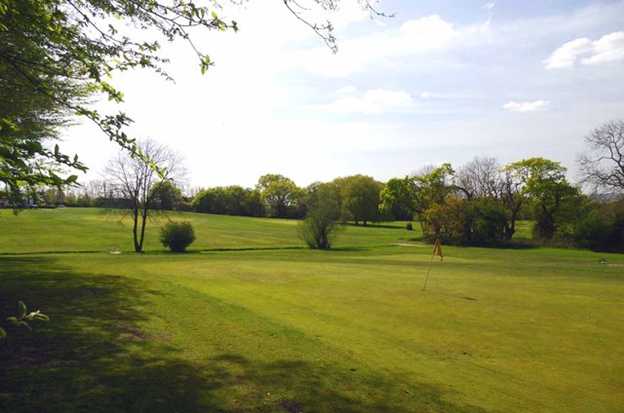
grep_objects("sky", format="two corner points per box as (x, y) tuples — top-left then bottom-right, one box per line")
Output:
(62, 0), (624, 189)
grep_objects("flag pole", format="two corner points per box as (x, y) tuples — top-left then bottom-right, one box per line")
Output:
(422, 253), (435, 291)
(422, 238), (443, 291)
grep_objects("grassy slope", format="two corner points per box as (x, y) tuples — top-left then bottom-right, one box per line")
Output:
(0, 208), (415, 253)
(1, 209), (623, 413)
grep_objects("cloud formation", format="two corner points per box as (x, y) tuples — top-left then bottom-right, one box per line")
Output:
(316, 89), (415, 114)
(503, 100), (549, 112)
(297, 15), (460, 77)
(545, 31), (624, 69)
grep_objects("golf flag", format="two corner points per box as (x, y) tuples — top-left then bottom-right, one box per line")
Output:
(432, 238), (443, 262)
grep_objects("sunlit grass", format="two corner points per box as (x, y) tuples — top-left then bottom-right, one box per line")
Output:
(0, 209), (622, 412)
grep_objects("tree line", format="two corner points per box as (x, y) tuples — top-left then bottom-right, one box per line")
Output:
(20, 120), (623, 253)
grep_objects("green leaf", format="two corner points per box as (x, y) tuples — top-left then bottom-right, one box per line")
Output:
(0, 327), (6, 340)
(17, 301), (27, 319)
(200, 55), (213, 74)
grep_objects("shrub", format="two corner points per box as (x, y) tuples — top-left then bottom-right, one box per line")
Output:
(573, 202), (624, 252)
(160, 222), (195, 252)
(405, 222), (413, 231)
(298, 183), (341, 249)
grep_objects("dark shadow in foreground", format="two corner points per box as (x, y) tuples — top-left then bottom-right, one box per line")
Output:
(0, 256), (489, 413)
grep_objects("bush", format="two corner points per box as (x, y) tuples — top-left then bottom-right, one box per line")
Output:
(160, 222), (195, 252)
(298, 183), (341, 249)
(405, 222), (413, 231)
(573, 202), (624, 252)
(574, 211), (610, 250)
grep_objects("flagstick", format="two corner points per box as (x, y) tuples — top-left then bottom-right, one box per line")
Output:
(423, 238), (442, 291)
(422, 253), (435, 291)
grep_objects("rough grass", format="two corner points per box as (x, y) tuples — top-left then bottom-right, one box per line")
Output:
(0, 208), (622, 412)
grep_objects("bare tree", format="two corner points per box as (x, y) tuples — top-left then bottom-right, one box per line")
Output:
(455, 157), (501, 199)
(498, 169), (525, 240)
(105, 140), (184, 253)
(578, 120), (624, 195)
(457, 157), (526, 240)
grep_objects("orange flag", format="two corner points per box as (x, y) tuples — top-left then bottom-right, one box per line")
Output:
(432, 238), (443, 262)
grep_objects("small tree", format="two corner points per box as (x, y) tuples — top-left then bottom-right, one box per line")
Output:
(160, 222), (196, 252)
(298, 183), (341, 249)
(105, 140), (184, 253)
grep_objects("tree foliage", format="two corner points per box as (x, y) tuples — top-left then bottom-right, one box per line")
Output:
(160, 221), (195, 252)
(334, 175), (382, 225)
(150, 180), (183, 211)
(257, 174), (302, 218)
(193, 186), (265, 217)
(298, 182), (341, 249)
(507, 157), (580, 240)
(1, 0), (381, 204)
(379, 176), (417, 221)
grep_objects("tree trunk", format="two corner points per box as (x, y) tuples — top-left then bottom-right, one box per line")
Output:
(138, 205), (148, 253)
(132, 207), (141, 252)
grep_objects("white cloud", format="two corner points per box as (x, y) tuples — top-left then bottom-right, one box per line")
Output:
(296, 15), (461, 77)
(418, 91), (459, 100)
(316, 89), (415, 114)
(582, 31), (624, 65)
(483, 2), (496, 11)
(545, 31), (624, 69)
(503, 100), (549, 112)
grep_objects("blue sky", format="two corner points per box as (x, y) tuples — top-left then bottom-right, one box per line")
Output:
(63, 0), (624, 189)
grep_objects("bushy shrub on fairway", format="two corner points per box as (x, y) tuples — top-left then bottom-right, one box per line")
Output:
(405, 222), (413, 231)
(298, 183), (341, 249)
(160, 222), (195, 252)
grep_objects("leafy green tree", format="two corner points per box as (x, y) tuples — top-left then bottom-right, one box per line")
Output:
(379, 177), (417, 221)
(1, 0), (383, 203)
(334, 175), (383, 225)
(256, 174), (301, 218)
(507, 158), (580, 240)
(412, 163), (456, 214)
(150, 180), (183, 211)
(193, 186), (265, 217)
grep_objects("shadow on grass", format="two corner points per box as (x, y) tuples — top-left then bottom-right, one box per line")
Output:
(0, 256), (489, 413)
(341, 223), (406, 230)
(405, 237), (540, 250)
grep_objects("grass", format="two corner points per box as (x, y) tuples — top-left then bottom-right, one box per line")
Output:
(0, 208), (415, 253)
(1, 208), (623, 412)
